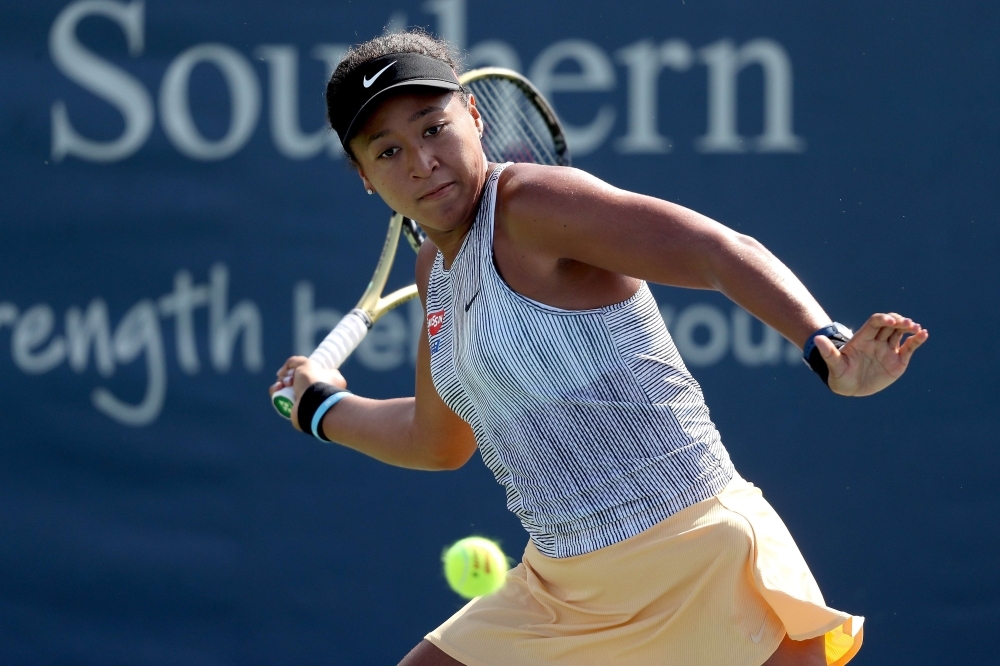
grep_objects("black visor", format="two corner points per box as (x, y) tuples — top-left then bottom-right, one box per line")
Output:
(331, 52), (463, 146)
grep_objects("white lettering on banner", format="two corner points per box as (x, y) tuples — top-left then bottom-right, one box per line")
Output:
(614, 39), (693, 154)
(386, 11), (409, 36)
(47, 0), (805, 162)
(530, 40), (617, 157)
(424, 0), (465, 51)
(0, 264), (263, 427)
(697, 39), (805, 153)
(158, 270), (209, 374)
(467, 41), (522, 72)
(731, 307), (783, 366)
(0, 304), (18, 329)
(256, 45), (344, 160)
(209, 265), (264, 373)
(66, 299), (115, 376)
(422, 0), (522, 72)
(91, 300), (165, 426)
(156, 265), (264, 374)
(159, 44), (261, 161)
(49, 0), (154, 162)
(672, 303), (730, 367)
(13, 305), (67, 374)
(663, 303), (800, 368)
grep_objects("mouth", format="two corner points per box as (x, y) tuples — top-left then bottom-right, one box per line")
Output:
(418, 182), (455, 201)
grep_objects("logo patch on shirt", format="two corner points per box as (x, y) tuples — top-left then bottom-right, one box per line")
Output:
(427, 310), (445, 336)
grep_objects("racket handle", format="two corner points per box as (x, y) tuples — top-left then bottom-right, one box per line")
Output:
(271, 308), (371, 419)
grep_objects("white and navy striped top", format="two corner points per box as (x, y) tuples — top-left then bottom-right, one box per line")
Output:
(425, 164), (734, 558)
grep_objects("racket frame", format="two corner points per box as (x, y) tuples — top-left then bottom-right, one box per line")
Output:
(460, 67), (570, 167)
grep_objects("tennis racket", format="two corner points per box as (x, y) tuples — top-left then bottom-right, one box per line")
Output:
(272, 67), (570, 418)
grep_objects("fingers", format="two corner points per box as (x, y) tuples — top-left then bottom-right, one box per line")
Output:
(855, 313), (891, 341)
(874, 318), (897, 341)
(899, 328), (929, 365)
(270, 356), (308, 394)
(876, 313), (924, 355)
(275, 356), (309, 378)
(859, 312), (923, 343)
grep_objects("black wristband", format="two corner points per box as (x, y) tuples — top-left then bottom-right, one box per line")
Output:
(295, 383), (343, 435)
(802, 323), (852, 386)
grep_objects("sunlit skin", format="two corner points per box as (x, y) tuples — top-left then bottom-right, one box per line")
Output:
(269, 82), (923, 666)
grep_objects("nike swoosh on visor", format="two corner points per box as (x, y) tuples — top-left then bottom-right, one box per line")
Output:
(363, 61), (397, 88)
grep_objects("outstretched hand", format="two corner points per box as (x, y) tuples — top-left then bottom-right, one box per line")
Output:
(817, 313), (928, 397)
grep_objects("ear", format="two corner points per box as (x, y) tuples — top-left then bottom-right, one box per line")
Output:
(356, 167), (374, 194)
(467, 94), (484, 135)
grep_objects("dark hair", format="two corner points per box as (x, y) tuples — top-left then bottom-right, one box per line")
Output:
(326, 29), (468, 162)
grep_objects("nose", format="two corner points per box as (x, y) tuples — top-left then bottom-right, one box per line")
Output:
(408, 143), (438, 179)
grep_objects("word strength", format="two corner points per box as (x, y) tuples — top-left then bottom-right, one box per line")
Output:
(0, 265), (263, 427)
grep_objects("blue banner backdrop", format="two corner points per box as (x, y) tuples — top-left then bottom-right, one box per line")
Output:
(1, 1), (997, 664)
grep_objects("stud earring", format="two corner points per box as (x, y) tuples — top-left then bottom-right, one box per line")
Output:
(366, 189), (374, 195)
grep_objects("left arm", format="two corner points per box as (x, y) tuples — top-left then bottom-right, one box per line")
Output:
(498, 164), (928, 395)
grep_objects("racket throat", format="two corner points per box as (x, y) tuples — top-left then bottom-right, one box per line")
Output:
(350, 308), (374, 329)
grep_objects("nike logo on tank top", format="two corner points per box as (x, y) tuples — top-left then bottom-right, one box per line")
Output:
(425, 163), (734, 558)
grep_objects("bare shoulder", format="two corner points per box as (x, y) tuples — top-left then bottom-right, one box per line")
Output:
(415, 237), (439, 300)
(497, 163), (616, 199)
(495, 163), (625, 241)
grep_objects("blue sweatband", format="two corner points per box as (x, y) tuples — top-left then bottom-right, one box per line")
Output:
(311, 390), (352, 442)
(802, 323), (853, 386)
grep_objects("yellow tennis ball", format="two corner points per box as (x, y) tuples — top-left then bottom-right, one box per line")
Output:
(443, 537), (508, 599)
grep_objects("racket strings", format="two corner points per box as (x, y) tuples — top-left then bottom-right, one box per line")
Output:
(468, 77), (561, 166)
(482, 80), (557, 163)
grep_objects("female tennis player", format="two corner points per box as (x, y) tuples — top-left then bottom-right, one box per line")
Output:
(270, 30), (927, 666)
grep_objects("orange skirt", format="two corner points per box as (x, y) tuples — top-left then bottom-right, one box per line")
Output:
(427, 473), (863, 666)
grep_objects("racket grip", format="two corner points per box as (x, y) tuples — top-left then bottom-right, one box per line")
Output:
(310, 308), (371, 369)
(271, 309), (372, 419)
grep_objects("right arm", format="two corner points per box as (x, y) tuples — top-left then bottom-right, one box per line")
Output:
(270, 241), (478, 470)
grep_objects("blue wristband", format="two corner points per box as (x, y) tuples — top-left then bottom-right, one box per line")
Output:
(311, 390), (352, 442)
(802, 322), (853, 386)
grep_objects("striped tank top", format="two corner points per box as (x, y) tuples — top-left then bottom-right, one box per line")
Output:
(425, 163), (734, 558)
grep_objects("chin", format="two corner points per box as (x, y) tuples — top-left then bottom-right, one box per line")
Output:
(416, 197), (465, 226)
(421, 208), (467, 234)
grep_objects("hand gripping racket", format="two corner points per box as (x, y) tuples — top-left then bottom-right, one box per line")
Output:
(272, 67), (570, 418)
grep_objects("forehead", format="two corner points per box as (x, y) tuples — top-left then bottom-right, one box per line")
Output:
(351, 89), (459, 143)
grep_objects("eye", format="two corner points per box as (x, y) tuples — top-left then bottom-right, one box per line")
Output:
(425, 123), (445, 137)
(377, 146), (400, 159)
